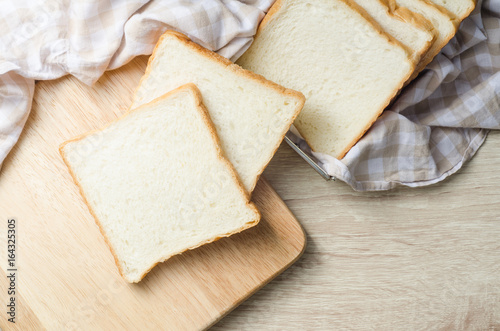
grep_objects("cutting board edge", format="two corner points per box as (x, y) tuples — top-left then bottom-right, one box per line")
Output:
(204, 218), (307, 330)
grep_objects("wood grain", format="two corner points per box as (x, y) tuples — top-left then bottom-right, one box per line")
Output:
(0, 56), (305, 330)
(213, 131), (500, 330)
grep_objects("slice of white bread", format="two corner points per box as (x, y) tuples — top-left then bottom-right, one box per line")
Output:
(60, 84), (260, 283)
(426, 0), (476, 21)
(393, 0), (457, 79)
(352, 0), (436, 64)
(131, 31), (305, 194)
(237, 0), (415, 159)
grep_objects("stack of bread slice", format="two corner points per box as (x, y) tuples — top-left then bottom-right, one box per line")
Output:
(237, 0), (476, 159)
(59, 0), (476, 282)
(60, 31), (305, 282)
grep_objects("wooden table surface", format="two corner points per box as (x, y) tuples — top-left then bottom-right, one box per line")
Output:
(213, 130), (500, 330)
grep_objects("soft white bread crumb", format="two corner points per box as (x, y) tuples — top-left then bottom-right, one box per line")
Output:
(60, 84), (260, 283)
(237, 0), (414, 159)
(131, 31), (305, 194)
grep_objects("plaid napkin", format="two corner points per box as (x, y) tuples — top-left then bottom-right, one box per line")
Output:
(290, 0), (500, 191)
(0, 0), (498, 192)
(0, 0), (273, 168)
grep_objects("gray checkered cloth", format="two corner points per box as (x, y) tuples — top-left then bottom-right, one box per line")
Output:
(290, 0), (500, 191)
(0, 0), (498, 192)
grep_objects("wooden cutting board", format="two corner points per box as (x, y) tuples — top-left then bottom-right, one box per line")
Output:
(0, 56), (306, 330)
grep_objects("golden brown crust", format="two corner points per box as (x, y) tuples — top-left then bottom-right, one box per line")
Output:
(136, 211), (260, 283)
(257, 0), (285, 33)
(405, 0), (461, 81)
(388, 0), (435, 33)
(60, 138), (128, 281)
(132, 30), (305, 194)
(60, 84), (260, 283)
(343, 0), (414, 56)
(380, 0), (437, 63)
(459, 0), (476, 21)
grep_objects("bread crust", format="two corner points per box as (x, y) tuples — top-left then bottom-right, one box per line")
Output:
(131, 30), (305, 194)
(455, 0), (476, 21)
(60, 84), (260, 283)
(377, 0), (437, 64)
(257, 0), (285, 33)
(383, 0), (435, 31)
(402, 0), (468, 81)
